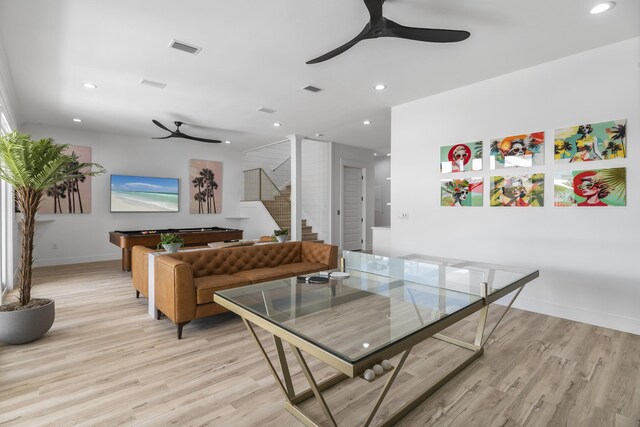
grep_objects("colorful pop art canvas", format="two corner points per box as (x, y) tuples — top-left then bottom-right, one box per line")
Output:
(440, 141), (483, 173)
(554, 167), (626, 207)
(554, 119), (626, 163)
(40, 145), (92, 214)
(490, 174), (544, 207)
(489, 132), (544, 169)
(441, 178), (483, 207)
(189, 159), (223, 214)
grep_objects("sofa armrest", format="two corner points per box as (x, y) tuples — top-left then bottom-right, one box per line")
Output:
(154, 255), (196, 324)
(301, 242), (338, 269)
(131, 246), (156, 297)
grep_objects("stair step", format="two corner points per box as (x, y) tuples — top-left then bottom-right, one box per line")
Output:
(301, 232), (318, 241)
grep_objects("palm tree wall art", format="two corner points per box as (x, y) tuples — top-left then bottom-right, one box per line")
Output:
(40, 145), (92, 214)
(554, 119), (626, 163)
(189, 159), (223, 214)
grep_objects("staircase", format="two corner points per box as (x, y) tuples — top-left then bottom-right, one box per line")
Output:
(262, 185), (323, 243)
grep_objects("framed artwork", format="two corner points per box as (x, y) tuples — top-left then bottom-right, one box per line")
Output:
(440, 141), (482, 173)
(40, 145), (92, 214)
(110, 175), (179, 213)
(490, 174), (544, 207)
(554, 167), (626, 207)
(189, 159), (223, 214)
(489, 132), (544, 169)
(441, 178), (483, 207)
(554, 119), (626, 163)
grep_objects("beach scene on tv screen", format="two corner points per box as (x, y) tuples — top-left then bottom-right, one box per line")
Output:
(111, 175), (179, 212)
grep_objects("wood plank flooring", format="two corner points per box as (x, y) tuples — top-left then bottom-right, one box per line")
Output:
(0, 261), (639, 426)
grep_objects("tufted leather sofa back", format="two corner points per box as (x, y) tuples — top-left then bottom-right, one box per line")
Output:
(166, 242), (304, 278)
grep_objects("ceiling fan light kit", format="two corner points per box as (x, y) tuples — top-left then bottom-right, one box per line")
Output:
(306, 0), (470, 64)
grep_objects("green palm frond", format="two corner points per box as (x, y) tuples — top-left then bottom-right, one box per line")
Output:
(0, 131), (105, 191)
(597, 168), (626, 199)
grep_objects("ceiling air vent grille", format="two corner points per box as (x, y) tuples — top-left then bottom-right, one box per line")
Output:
(257, 107), (277, 114)
(169, 39), (202, 55)
(140, 79), (167, 89)
(303, 85), (323, 93)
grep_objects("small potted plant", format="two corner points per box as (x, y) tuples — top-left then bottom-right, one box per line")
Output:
(273, 228), (288, 243)
(157, 233), (184, 253)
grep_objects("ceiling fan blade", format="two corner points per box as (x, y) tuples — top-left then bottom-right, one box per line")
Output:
(386, 20), (470, 43)
(178, 133), (222, 143)
(152, 135), (173, 140)
(152, 119), (173, 133)
(306, 24), (371, 64)
(363, 0), (383, 23)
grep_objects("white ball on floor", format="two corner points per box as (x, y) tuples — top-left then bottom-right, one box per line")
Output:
(381, 360), (393, 370)
(364, 369), (376, 381)
(372, 364), (384, 375)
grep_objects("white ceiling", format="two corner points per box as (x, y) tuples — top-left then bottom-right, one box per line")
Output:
(0, 0), (638, 152)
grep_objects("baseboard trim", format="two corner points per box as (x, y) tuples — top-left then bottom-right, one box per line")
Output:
(511, 295), (640, 336)
(34, 254), (120, 268)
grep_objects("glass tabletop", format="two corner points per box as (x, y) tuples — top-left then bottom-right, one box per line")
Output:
(215, 252), (538, 365)
(343, 251), (538, 299)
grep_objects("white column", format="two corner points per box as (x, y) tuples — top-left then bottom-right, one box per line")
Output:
(289, 134), (303, 241)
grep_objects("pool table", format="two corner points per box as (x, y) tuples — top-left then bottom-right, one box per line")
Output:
(109, 227), (243, 271)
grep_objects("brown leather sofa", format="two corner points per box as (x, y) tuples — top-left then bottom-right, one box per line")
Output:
(132, 241), (338, 338)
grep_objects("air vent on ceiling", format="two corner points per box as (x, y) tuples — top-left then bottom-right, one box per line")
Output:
(139, 79), (167, 89)
(257, 107), (277, 114)
(168, 39), (202, 55)
(302, 85), (323, 93)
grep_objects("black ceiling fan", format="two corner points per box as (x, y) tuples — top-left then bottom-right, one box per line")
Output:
(306, 0), (470, 64)
(152, 120), (222, 143)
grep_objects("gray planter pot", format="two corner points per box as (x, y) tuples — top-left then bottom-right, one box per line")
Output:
(162, 243), (182, 253)
(0, 299), (55, 345)
(275, 235), (287, 243)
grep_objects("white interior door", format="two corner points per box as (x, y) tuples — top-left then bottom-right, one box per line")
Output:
(343, 166), (363, 251)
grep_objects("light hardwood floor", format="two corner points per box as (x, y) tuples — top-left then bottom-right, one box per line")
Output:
(1, 261), (639, 426)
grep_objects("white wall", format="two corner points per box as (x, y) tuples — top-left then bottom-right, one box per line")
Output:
(390, 38), (640, 334)
(331, 142), (376, 250)
(374, 155), (391, 226)
(301, 139), (330, 242)
(20, 123), (246, 266)
(242, 140), (291, 191)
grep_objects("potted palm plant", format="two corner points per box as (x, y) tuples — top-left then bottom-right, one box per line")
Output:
(0, 131), (105, 345)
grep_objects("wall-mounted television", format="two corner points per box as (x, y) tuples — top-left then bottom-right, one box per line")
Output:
(110, 175), (179, 213)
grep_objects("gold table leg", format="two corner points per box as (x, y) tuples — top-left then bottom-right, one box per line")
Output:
(242, 284), (525, 426)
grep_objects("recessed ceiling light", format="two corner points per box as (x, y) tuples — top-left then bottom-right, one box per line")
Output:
(82, 82), (97, 89)
(375, 84), (386, 91)
(314, 133), (324, 137)
(363, 120), (371, 125)
(224, 140), (231, 144)
(273, 122), (281, 127)
(72, 118), (82, 123)
(590, 1), (615, 14)
(374, 153), (378, 156)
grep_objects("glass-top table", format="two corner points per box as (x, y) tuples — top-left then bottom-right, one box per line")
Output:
(213, 251), (539, 426)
